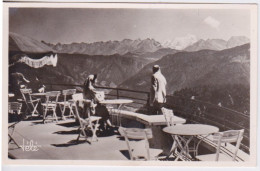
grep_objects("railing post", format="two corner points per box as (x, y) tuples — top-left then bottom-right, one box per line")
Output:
(223, 109), (227, 131)
(147, 92), (150, 106)
(116, 89), (119, 99)
(116, 89), (119, 108)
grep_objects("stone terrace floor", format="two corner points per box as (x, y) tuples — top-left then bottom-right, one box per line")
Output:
(8, 118), (131, 160)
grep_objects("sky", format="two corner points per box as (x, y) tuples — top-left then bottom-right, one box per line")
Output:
(9, 8), (250, 44)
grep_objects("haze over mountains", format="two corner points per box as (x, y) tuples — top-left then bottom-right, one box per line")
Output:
(42, 38), (163, 56)
(184, 36), (250, 51)
(119, 43), (250, 94)
(42, 34), (249, 54)
(9, 32), (250, 97)
(10, 32), (249, 56)
(9, 53), (151, 89)
(162, 34), (198, 50)
(9, 32), (53, 53)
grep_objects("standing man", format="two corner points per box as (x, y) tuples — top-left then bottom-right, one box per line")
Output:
(150, 65), (167, 115)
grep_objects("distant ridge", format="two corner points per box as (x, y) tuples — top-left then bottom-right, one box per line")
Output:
(9, 32), (52, 53)
(119, 43), (250, 94)
(42, 38), (163, 56)
(184, 36), (249, 51)
(10, 32), (250, 56)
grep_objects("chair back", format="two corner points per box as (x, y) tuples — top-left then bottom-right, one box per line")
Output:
(45, 91), (61, 105)
(8, 102), (23, 114)
(72, 96), (90, 129)
(161, 107), (174, 126)
(20, 88), (33, 102)
(62, 89), (76, 101)
(120, 127), (153, 160)
(94, 91), (105, 102)
(72, 93), (84, 101)
(8, 102), (23, 122)
(213, 129), (244, 161)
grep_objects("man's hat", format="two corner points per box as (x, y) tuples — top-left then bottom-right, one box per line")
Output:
(153, 65), (160, 69)
(153, 65), (160, 72)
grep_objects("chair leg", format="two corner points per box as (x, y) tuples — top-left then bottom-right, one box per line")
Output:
(24, 103), (31, 116)
(43, 108), (48, 124)
(8, 134), (20, 148)
(61, 105), (66, 120)
(31, 102), (39, 116)
(167, 137), (178, 159)
(77, 127), (88, 142)
(77, 132), (81, 142)
(71, 106), (76, 118)
(53, 109), (58, 122)
(68, 105), (74, 117)
(76, 127), (81, 142)
(90, 120), (99, 142)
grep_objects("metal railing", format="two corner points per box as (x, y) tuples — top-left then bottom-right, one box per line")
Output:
(43, 83), (250, 153)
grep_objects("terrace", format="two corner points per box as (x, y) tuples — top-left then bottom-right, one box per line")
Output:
(8, 84), (250, 161)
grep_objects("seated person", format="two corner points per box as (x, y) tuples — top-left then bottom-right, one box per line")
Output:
(83, 74), (112, 131)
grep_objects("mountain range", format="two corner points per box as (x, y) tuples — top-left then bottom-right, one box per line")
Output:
(9, 53), (152, 90)
(42, 38), (163, 56)
(9, 32), (250, 98)
(184, 36), (250, 51)
(10, 32), (249, 58)
(119, 43), (250, 94)
(9, 32), (53, 53)
(44, 35), (250, 54)
(162, 34), (198, 50)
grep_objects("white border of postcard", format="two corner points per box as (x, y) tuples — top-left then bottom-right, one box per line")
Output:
(2, 2), (258, 167)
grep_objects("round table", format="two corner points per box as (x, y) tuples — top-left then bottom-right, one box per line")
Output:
(163, 124), (219, 136)
(8, 93), (15, 98)
(163, 124), (219, 160)
(99, 99), (133, 106)
(30, 93), (46, 96)
(99, 99), (133, 126)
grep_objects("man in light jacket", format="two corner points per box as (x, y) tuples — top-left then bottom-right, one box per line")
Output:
(150, 65), (167, 114)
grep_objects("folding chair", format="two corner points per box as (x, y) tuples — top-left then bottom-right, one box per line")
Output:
(161, 107), (175, 126)
(161, 107), (193, 158)
(119, 127), (162, 160)
(58, 89), (76, 120)
(196, 129), (244, 161)
(42, 91), (61, 123)
(72, 93), (101, 143)
(8, 102), (23, 148)
(20, 88), (40, 116)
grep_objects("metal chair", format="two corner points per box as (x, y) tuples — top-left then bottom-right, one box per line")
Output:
(161, 107), (194, 159)
(58, 89), (76, 120)
(72, 93), (101, 143)
(119, 127), (162, 160)
(42, 91), (61, 123)
(161, 107), (175, 126)
(196, 129), (244, 161)
(20, 88), (40, 116)
(8, 102), (23, 148)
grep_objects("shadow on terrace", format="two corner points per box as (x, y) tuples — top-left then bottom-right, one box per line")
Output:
(7, 83), (250, 161)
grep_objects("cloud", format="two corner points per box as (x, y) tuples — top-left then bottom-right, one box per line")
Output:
(203, 16), (220, 29)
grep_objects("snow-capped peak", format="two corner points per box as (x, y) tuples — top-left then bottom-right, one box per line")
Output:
(162, 34), (198, 50)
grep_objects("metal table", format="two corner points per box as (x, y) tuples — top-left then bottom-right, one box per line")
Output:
(99, 99), (133, 126)
(163, 124), (219, 161)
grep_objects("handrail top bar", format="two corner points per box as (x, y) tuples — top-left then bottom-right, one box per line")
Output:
(43, 83), (249, 118)
(166, 95), (249, 118)
(42, 83), (150, 94)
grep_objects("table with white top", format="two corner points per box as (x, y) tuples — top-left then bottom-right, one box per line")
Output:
(99, 99), (133, 109)
(8, 93), (15, 98)
(30, 92), (46, 96)
(163, 124), (219, 161)
(30, 92), (47, 103)
(99, 99), (133, 126)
